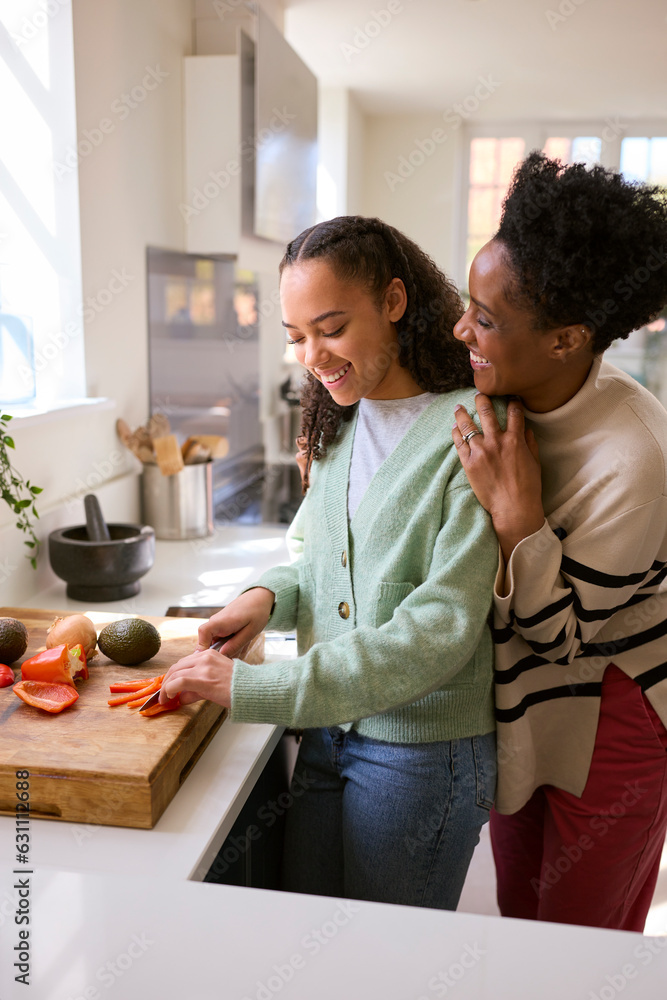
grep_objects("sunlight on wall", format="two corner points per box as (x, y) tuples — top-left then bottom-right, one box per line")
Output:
(0, 0), (85, 408)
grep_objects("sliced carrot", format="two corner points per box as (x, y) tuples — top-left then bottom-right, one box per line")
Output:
(140, 694), (180, 717)
(109, 675), (164, 693)
(126, 686), (162, 709)
(107, 684), (155, 707)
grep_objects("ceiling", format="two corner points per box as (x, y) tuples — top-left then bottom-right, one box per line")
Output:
(283, 0), (667, 119)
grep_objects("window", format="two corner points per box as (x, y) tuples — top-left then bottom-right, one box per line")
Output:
(620, 137), (667, 185)
(543, 136), (601, 167)
(616, 135), (667, 404)
(462, 130), (611, 283)
(460, 123), (667, 406)
(465, 137), (525, 277)
(0, 1), (85, 410)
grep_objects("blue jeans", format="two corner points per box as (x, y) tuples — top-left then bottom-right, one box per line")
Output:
(281, 727), (496, 909)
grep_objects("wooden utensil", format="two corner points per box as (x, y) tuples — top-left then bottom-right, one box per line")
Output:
(115, 418), (132, 447)
(182, 438), (212, 465)
(153, 435), (185, 476)
(148, 413), (171, 440)
(188, 435), (229, 459)
(116, 419), (156, 464)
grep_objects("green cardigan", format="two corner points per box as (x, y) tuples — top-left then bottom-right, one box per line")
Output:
(230, 389), (501, 742)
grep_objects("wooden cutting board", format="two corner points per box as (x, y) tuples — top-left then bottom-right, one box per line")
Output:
(0, 607), (228, 830)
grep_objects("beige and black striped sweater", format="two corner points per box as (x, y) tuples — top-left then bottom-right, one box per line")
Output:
(494, 356), (667, 814)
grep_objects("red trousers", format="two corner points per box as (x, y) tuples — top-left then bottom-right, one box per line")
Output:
(490, 664), (667, 931)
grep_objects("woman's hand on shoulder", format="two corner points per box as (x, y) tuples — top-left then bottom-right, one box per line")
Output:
(452, 394), (545, 561)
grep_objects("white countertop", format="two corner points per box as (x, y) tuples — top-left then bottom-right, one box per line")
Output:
(25, 521), (292, 618)
(2, 523), (295, 880)
(1, 871), (665, 1000)
(4, 522), (665, 994)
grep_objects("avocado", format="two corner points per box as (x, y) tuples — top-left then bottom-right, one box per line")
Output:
(0, 618), (29, 665)
(97, 618), (161, 666)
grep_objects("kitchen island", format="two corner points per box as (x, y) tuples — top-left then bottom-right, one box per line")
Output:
(2, 523), (665, 1000)
(1, 870), (666, 999)
(1, 523), (295, 882)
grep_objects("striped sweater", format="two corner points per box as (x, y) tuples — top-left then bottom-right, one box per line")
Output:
(494, 356), (667, 814)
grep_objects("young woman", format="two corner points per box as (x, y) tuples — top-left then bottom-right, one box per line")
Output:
(160, 216), (501, 909)
(452, 151), (667, 931)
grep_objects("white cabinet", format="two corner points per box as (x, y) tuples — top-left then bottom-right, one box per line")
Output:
(183, 55), (243, 256)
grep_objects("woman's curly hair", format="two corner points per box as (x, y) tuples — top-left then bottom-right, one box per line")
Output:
(496, 151), (667, 353)
(280, 215), (471, 490)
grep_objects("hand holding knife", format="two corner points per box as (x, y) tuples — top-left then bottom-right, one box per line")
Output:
(139, 638), (226, 711)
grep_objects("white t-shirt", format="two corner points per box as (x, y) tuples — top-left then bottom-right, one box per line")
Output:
(347, 393), (439, 520)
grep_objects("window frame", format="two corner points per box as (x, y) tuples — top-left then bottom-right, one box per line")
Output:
(456, 118), (667, 289)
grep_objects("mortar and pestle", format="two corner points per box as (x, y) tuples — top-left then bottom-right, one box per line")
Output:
(48, 495), (155, 602)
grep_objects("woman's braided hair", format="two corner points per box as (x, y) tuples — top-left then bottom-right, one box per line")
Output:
(280, 215), (472, 490)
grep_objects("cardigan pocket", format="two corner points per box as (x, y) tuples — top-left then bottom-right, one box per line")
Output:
(374, 581), (416, 628)
(296, 562), (316, 650)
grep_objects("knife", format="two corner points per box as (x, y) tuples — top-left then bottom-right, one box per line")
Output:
(138, 638), (226, 711)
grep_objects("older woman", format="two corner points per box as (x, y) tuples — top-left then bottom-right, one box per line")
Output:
(452, 151), (667, 931)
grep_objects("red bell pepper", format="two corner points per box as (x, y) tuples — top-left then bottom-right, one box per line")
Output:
(14, 679), (79, 713)
(140, 693), (180, 717)
(21, 643), (88, 686)
(0, 664), (15, 687)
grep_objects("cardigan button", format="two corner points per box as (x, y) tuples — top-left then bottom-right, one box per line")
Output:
(341, 550), (347, 568)
(338, 601), (350, 619)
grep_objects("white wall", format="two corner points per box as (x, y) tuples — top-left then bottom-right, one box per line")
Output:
(346, 92), (364, 216)
(0, 0), (194, 606)
(362, 114), (464, 286)
(72, 0), (193, 420)
(317, 87), (365, 220)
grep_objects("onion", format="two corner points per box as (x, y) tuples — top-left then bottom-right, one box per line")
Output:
(46, 615), (98, 660)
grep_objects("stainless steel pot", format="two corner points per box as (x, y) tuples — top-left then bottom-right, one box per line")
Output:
(140, 461), (214, 540)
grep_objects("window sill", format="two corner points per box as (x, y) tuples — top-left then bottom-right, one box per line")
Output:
(4, 397), (115, 429)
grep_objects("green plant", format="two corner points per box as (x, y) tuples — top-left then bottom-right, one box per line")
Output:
(0, 410), (42, 568)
